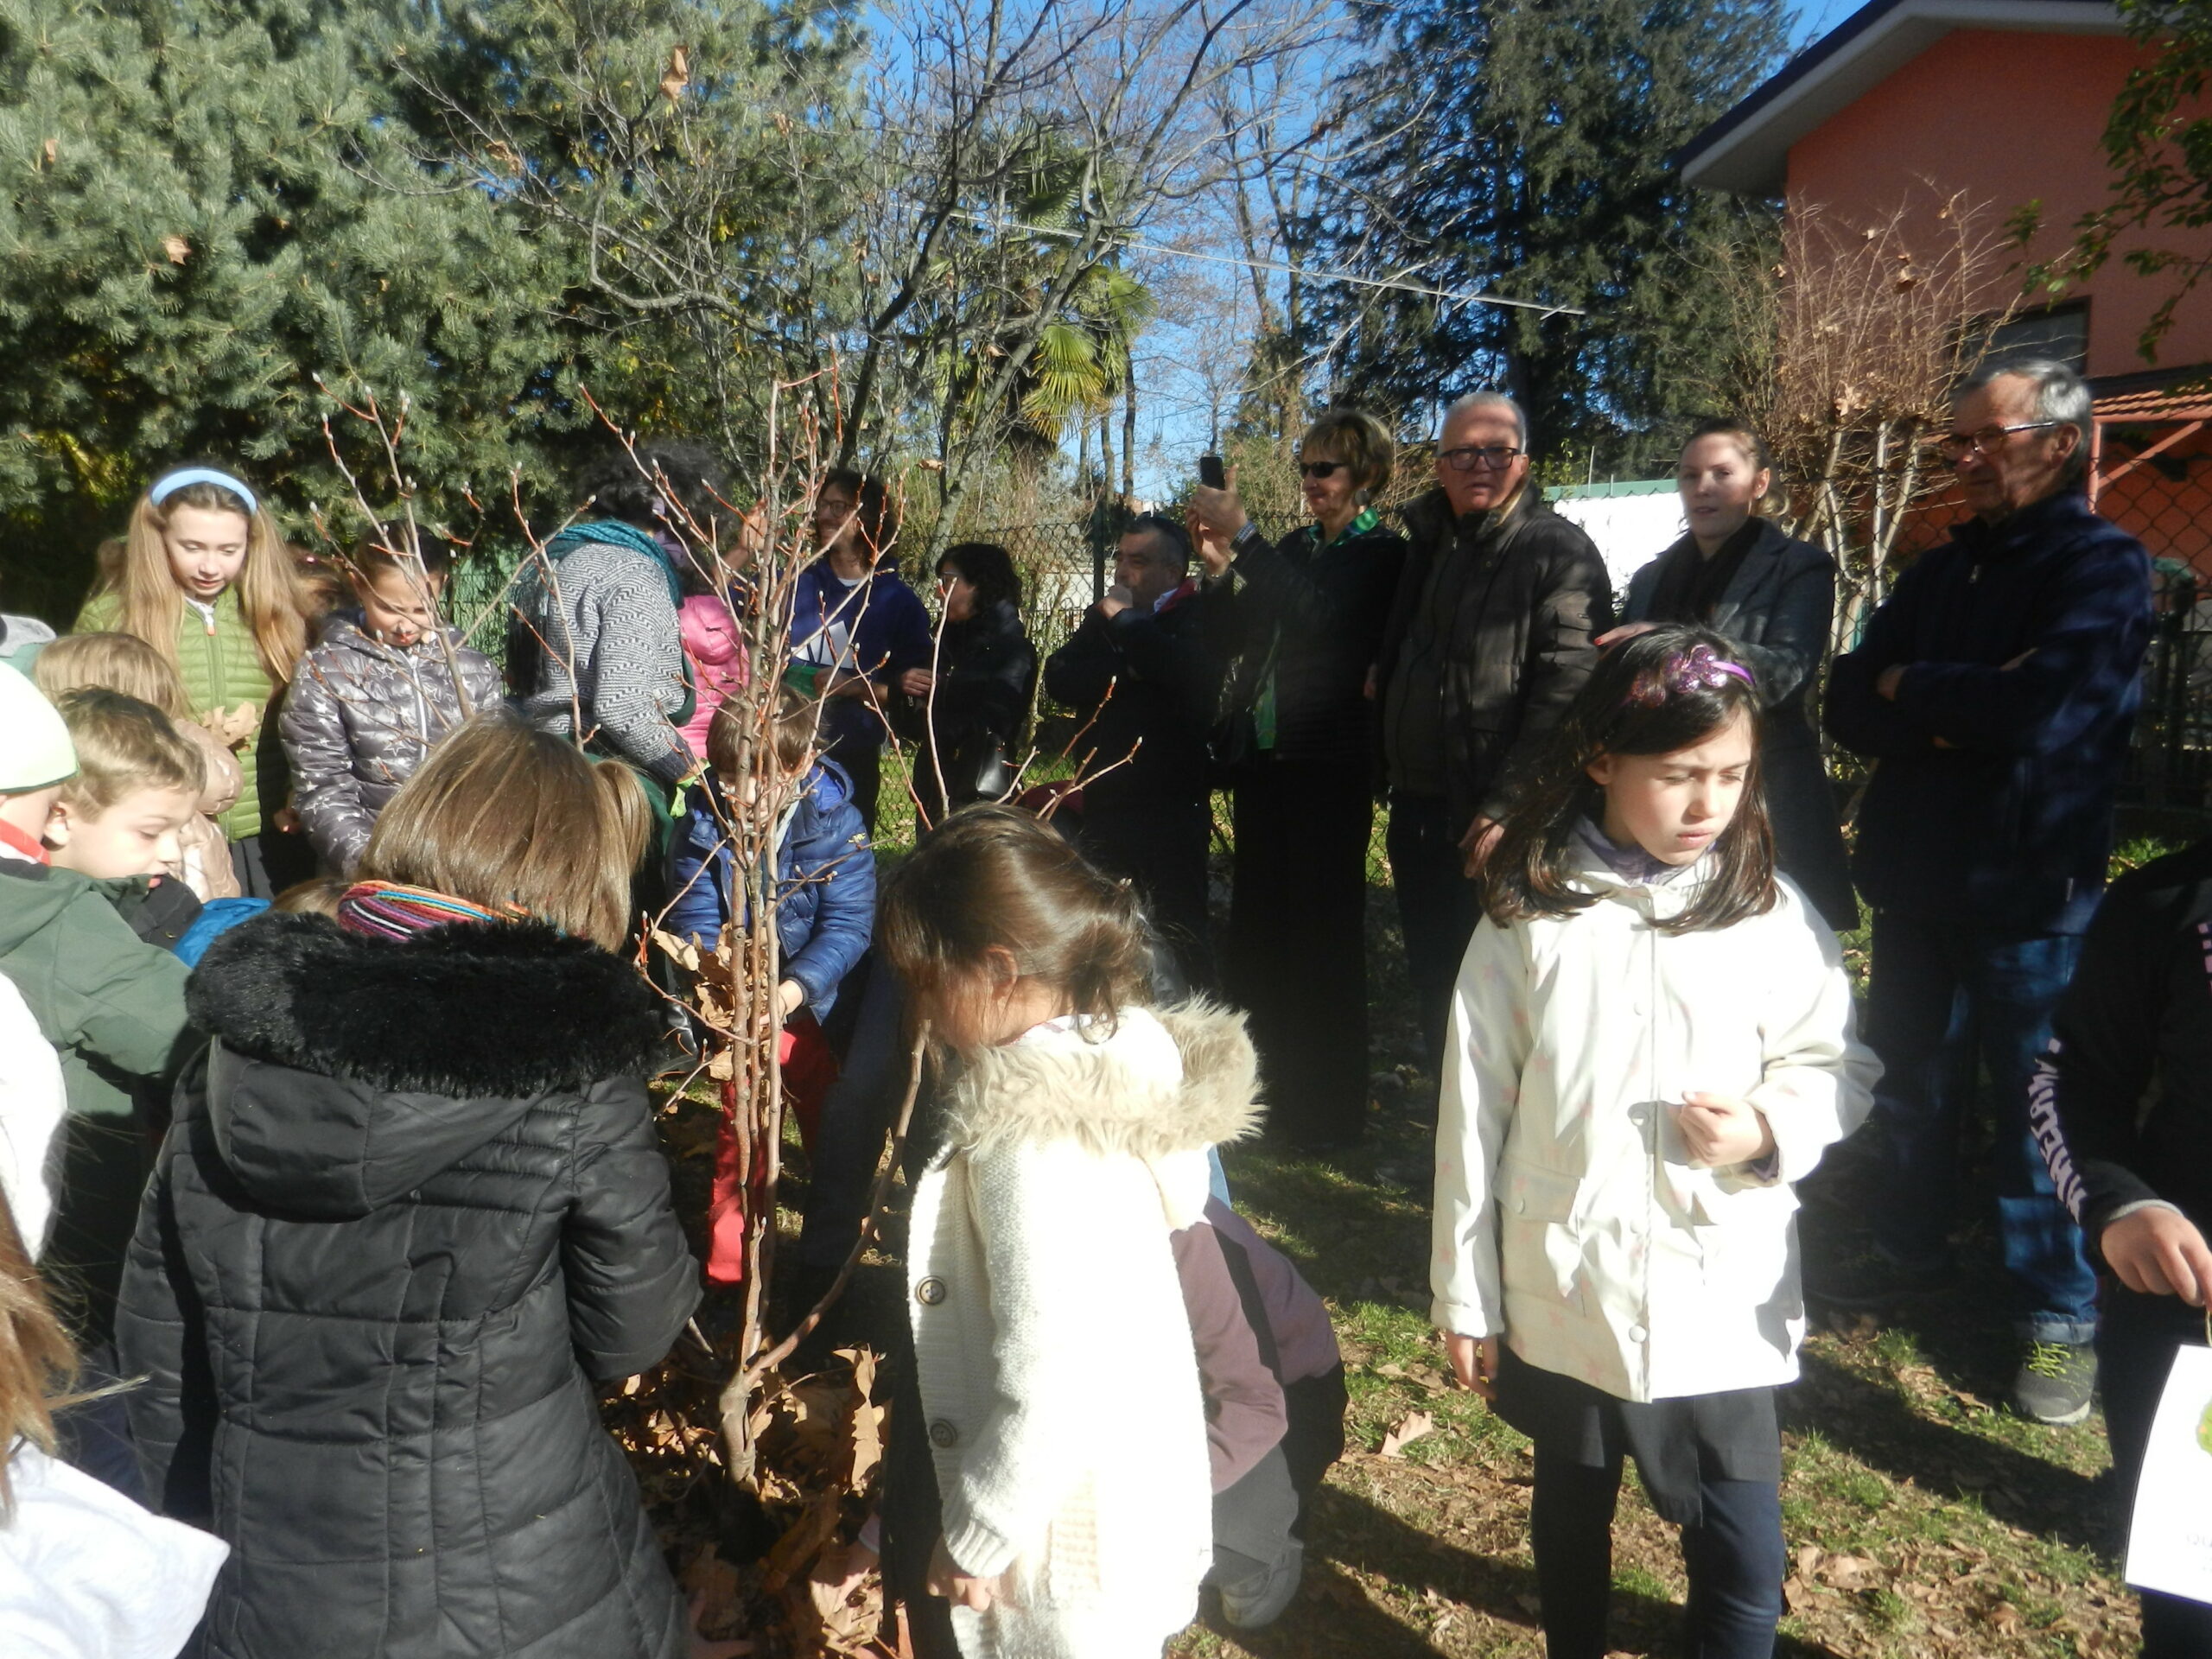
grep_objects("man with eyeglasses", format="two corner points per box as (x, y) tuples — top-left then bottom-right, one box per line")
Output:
(1822, 358), (2153, 1427)
(1375, 391), (1611, 1067)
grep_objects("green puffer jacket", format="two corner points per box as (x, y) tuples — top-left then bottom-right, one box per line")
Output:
(76, 587), (281, 840)
(0, 856), (196, 1333)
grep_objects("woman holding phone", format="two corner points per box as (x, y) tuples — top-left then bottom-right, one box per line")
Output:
(1189, 412), (1408, 1152)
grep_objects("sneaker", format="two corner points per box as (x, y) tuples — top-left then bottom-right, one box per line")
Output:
(1804, 1251), (1955, 1311)
(2012, 1340), (2097, 1426)
(1218, 1541), (1303, 1630)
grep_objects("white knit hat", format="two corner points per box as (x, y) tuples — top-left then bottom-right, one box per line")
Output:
(0, 663), (76, 792)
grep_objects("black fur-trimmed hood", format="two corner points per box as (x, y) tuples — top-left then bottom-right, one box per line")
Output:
(186, 912), (667, 1217)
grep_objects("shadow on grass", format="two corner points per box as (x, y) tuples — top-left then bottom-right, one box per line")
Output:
(1198, 1483), (1846, 1658)
(1785, 1349), (2113, 1556)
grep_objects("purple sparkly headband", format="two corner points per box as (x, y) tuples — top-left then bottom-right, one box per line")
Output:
(1626, 645), (1755, 707)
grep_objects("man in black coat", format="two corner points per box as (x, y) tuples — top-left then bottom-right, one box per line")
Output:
(1044, 513), (1227, 982)
(1823, 358), (2154, 1427)
(1376, 392), (1612, 1062)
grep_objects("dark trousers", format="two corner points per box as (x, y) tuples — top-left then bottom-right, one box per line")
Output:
(829, 739), (884, 838)
(1863, 912), (2099, 1340)
(1386, 791), (1482, 1066)
(2098, 1282), (2212, 1656)
(1226, 760), (1375, 1147)
(1080, 794), (1213, 988)
(1531, 1449), (1784, 1659)
(54, 1341), (147, 1505)
(797, 954), (904, 1271)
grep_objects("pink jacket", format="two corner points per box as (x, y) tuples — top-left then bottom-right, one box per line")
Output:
(677, 595), (749, 760)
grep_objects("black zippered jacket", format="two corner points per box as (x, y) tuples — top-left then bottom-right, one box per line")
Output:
(2036, 838), (2212, 1243)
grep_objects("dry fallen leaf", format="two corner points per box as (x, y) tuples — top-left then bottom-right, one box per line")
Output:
(1378, 1410), (1434, 1459)
(162, 234), (191, 265)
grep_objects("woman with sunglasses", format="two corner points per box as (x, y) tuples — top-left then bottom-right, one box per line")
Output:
(1189, 410), (1407, 1151)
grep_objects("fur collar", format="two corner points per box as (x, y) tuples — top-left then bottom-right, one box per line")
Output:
(939, 1001), (1262, 1163)
(189, 911), (665, 1098)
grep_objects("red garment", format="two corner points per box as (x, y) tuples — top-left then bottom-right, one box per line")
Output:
(703, 1018), (841, 1285)
(0, 820), (49, 864)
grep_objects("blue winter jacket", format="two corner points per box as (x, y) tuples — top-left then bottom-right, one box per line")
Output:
(788, 560), (933, 760)
(1825, 488), (2152, 936)
(664, 759), (876, 1018)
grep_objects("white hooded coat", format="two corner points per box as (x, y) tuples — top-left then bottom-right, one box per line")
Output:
(1431, 853), (1878, 1402)
(907, 1002), (1261, 1659)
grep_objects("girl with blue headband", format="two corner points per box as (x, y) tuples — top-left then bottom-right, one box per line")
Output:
(74, 467), (310, 896)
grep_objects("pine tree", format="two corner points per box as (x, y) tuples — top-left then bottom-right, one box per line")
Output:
(0, 0), (595, 607)
(1298, 0), (1787, 471)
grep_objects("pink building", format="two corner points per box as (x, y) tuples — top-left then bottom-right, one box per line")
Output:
(1681, 0), (2211, 573)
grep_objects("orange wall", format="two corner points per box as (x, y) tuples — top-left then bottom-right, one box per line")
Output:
(1785, 28), (2212, 378)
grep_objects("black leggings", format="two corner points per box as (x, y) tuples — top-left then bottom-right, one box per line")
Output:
(1530, 1449), (1785, 1659)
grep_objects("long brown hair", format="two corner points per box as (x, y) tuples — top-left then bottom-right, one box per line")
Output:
(358, 713), (651, 950)
(0, 1185), (79, 1516)
(99, 474), (308, 685)
(1484, 624), (1776, 935)
(876, 804), (1151, 1054)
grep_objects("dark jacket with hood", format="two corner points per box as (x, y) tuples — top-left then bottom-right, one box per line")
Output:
(898, 598), (1037, 810)
(115, 912), (699, 1659)
(664, 758), (875, 1020)
(1622, 519), (1857, 931)
(1377, 486), (1612, 831)
(1825, 487), (2152, 936)
(280, 610), (507, 872)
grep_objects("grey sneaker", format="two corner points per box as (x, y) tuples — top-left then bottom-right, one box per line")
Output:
(1218, 1541), (1304, 1630)
(2012, 1339), (2097, 1426)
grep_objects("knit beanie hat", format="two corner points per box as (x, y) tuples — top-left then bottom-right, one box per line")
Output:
(0, 663), (76, 791)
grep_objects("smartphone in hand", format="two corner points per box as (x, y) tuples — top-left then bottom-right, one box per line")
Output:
(1198, 454), (1226, 490)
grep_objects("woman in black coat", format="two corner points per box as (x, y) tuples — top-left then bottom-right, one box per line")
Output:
(116, 716), (701, 1659)
(1189, 410), (1409, 1150)
(897, 541), (1038, 830)
(1603, 417), (1857, 931)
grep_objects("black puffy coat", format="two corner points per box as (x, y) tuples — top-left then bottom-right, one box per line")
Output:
(116, 912), (699, 1659)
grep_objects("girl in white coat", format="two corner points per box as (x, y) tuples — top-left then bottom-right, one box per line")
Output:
(876, 805), (1261, 1659)
(1432, 624), (1877, 1659)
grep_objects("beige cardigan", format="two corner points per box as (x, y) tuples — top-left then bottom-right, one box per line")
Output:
(907, 1003), (1261, 1658)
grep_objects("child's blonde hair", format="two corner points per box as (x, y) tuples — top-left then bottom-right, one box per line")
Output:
(96, 474), (307, 684)
(358, 713), (651, 951)
(877, 804), (1151, 1053)
(52, 689), (207, 817)
(0, 1185), (77, 1516)
(34, 632), (193, 721)
(707, 687), (819, 783)
(273, 875), (349, 917)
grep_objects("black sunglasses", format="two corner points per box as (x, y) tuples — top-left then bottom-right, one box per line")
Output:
(1298, 461), (1348, 480)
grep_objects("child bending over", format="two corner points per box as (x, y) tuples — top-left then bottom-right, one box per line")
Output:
(874, 805), (1259, 1659)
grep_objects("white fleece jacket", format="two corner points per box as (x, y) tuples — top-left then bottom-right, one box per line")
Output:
(908, 1002), (1261, 1659)
(1431, 859), (1879, 1402)
(0, 971), (63, 1256)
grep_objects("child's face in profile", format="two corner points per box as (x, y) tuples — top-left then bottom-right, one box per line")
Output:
(47, 784), (198, 880)
(1585, 708), (1754, 866)
(357, 564), (443, 649)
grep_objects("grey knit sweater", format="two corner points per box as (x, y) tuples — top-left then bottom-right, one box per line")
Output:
(509, 538), (692, 784)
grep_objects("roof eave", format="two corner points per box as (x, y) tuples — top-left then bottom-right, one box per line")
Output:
(1681, 0), (2126, 196)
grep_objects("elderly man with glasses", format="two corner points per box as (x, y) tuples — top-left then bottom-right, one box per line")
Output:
(1822, 358), (2153, 1426)
(1375, 391), (1612, 1067)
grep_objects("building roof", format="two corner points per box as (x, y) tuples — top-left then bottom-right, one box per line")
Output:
(1681, 0), (2124, 194)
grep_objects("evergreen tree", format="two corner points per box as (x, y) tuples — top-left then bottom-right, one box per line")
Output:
(1299, 0), (1787, 471)
(0, 0), (589, 607)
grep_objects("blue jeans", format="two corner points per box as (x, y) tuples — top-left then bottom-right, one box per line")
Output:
(1863, 912), (2098, 1341)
